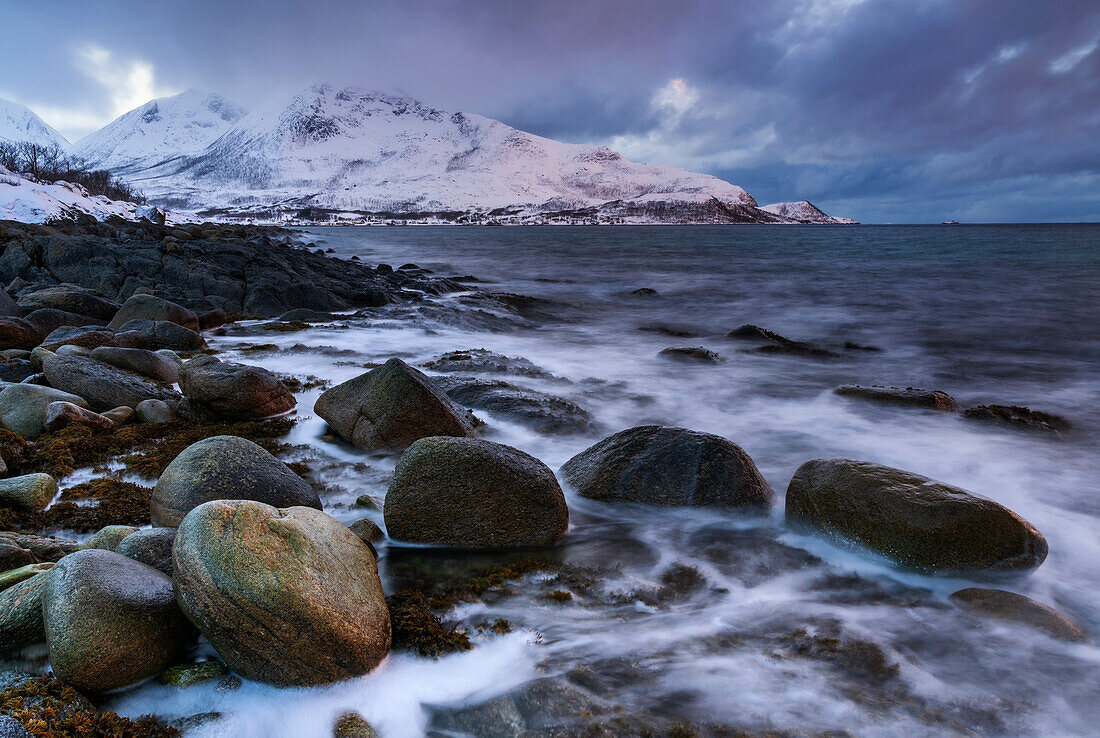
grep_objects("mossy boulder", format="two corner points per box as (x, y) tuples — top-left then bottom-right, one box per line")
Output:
(90, 346), (180, 384)
(151, 435), (320, 527)
(0, 573), (47, 651)
(785, 459), (1048, 576)
(42, 549), (191, 693)
(108, 294), (200, 333)
(41, 353), (181, 412)
(115, 527), (177, 576)
(178, 356), (295, 420)
(0, 473), (58, 511)
(315, 358), (476, 450)
(560, 425), (773, 510)
(385, 437), (568, 549)
(83, 525), (139, 552)
(951, 588), (1090, 642)
(0, 384), (90, 439)
(173, 500), (391, 686)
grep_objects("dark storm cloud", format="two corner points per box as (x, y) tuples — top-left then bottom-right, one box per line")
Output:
(0, 0), (1096, 221)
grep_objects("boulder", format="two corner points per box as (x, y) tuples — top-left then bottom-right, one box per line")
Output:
(0, 573), (46, 651)
(83, 525), (139, 551)
(0, 383), (90, 439)
(113, 319), (206, 351)
(560, 426), (773, 510)
(54, 344), (91, 357)
(0, 473), (58, 511)
(347, 518), (385, 545)
(962, 405), (1071, 435)
(726, 324), (837, 358)
(90, 346), (180, 383)
(24, 308), (105, 335)
(151, 435), (321, 527)
(834, 385), (959, 412)
(173, 500), (390, 686)
(435, 376), (593, 434)
(0, 532), (81, 562)
(135, 398), (175, 424)
(116, 527), (176, 576)
(39, 325), (117, 352)
(950, 588), (1090, 642)
(177, 356), (295, 420)
(0, 317), (44, 351)
(102, 405), (134, 425)
(108, 294), (200, 332)
(0, 289), (22, 318)
(40, 353), (181, 412)
(42, 549), (190, 692)
(0, 357), (35, 383)
(16, 286), (119, 321)
(0, 544), (36, 571)
(43, 401), (115, 433)
(785, 459), (1048, 576)
(657, 346), (724, 363)
(385, 437), (568, 549)
(315, 358), (477, 450)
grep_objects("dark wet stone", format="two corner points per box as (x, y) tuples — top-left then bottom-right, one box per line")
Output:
(834, 385), (960, 412)
(962, 405), (1071, 435)
(178, 355), (294, 420)
(116, 527), (177, 577)
(0, 575), (47, 652)
(951, 588), (1090, 642)
(658, 346), (724, 363)
(24, 309), (106, 336)
(435, 376), (593, 434)
(39, 325), (117, 352)
(638, 325), (699, 338)
(0, 318), (43, 352)
(16, 286), (119, 321)
(423, 349), (553, 378)
(0, 358), (35, 383)
(786, 459), (1047, 576)
(561, 425), (773, 510)
(631, 288), (659, 296)
(108, 294), (199, 332)
(113, 319), (206, 351)
(40, 353), (181, 412)
(429, 677), (607, 737)
(726, 323), (837, 358)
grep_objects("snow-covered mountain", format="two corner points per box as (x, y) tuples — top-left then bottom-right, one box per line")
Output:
(0, 165), (145, 223)
(0, 98), (69, 149)
(72, 84), (855, 225)
(72, 89), (246, 173)
(760, 200), (857, 224)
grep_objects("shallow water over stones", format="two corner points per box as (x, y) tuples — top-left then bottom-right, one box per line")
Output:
(102, 224), (1100, 737)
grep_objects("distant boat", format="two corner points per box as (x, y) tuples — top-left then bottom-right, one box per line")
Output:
(942, 220), (960, 225)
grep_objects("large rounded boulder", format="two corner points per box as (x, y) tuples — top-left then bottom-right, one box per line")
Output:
(315, 358), (477, 450)
(40, 353), (181, 412)
(173, 500), (391, 686)
(560, 426), (773, 509)
(42, 549), (191, 693)
(785, 459), (1048, 576)
(178, 355), (295, 420)
(385, 437), (569, 549)
(0, 384), (90, 439)
(108, 294), (200, 332)
(152, 435), (320, 526)
(90, 346), (180, 383)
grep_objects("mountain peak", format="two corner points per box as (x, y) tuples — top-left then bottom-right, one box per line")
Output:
(0, 97), (69, 148)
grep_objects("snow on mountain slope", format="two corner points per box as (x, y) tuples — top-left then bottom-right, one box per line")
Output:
(0, 98), (69, 148)
(760, 200), (857, 224)
(73, 89), (246, 173)
(0, 165), (140, 223)
(113, 84), (780, 222)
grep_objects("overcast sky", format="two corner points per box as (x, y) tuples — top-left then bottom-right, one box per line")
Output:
(1, 0), (1097, 222)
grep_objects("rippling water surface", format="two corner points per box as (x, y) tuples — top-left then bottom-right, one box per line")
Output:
(113, 224), (1100, 737)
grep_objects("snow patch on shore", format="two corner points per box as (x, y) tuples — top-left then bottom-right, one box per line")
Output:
(0, 165), (140, 223)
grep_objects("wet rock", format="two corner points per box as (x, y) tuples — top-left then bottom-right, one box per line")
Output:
(561, 425), (773, 510)
(116, 527), (177, 576)
(152, 435), (321, 527)
(41, 353), (181, 412)
(834, 384), (960, 412)
(385, 437), (569, 549)
(0, 357), (36, 383)
(638, 324), (699, 338)
(108, 294), (200, 332)
(0, 289), (22, 318)
(0, 563), (52, 592)
(90, 346), (180, 383)
(0, 473), (58, 512)
(631, 287), (659, 296)
(657, 346), (724, 363)
(159, 660), (229, 687)
(16, 286), (119, 321)
(0, 532), (81, 562)
(347, 518), (385, 545)
(43, 549), (190, 693)
(0, 574), (47, 651)
(951, 588), (1090, 642)
(83, 525), (139, 552)
(435, 376), (593, 434)
(727, 323), (837, 358)
(178, 355), (295, 420)
(39, 325), (117, 352)
(0, 544), (36, 572)
(113, 318), (207, 351)
(333, 711), (379, 738)
(24, 308), (105, 335)
(316, 358), (477, 450)
(423, 348), (553, 377)
(135, 398), (175, 424)
(43, 401), (115, 433)
(785, 459), (1048, 576)
(173, 500), (390, 686)
(0, 384), (90, 439)
(101, 405), (134, 425)
(962, 405), (1071, 435)
(430, 677), (606, 737)
(0, 318), (44, 351)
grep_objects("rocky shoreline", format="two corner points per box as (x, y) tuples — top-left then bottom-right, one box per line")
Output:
(0, 217), (1088, 737)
